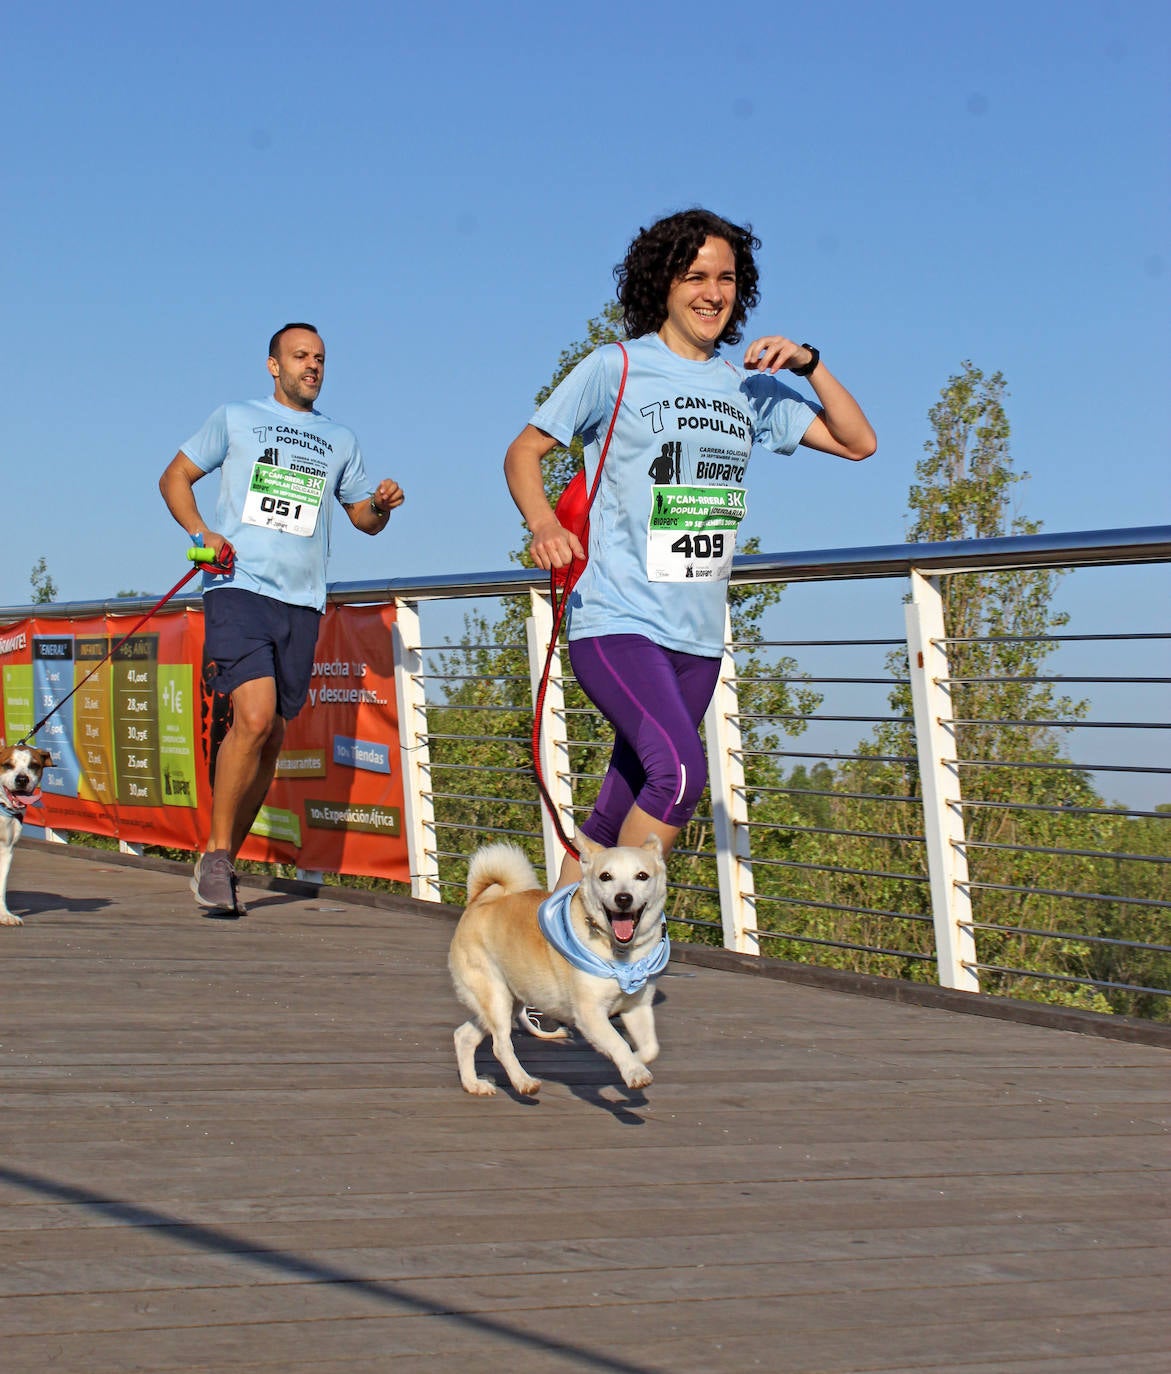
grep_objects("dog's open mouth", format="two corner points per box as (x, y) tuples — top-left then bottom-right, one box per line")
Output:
(3, 785), (42, 811)
(606, 904), (645, 946)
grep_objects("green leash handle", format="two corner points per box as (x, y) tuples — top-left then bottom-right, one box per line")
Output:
(187, 543), (235, 575)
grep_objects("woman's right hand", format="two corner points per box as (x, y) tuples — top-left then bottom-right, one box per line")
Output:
(528, 516), (586, 573)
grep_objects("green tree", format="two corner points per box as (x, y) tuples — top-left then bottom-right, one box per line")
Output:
(425, 304), (630, 895)
(754, 363), (1170, 1017)
(896, 361), (1086, 769)
(29, 557), (57, 604)
(891, 363), (1110, 1002)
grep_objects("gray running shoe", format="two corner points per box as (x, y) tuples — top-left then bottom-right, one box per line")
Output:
(230, 871), (249, 916)
(191, 850), (238, 915)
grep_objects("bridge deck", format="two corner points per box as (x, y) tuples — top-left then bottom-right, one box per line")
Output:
(1, 841), (1168, 1374)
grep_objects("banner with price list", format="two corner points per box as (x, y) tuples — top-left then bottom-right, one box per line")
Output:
(0, 603), (408, 881)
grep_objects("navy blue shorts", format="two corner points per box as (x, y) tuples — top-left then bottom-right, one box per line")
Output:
(202, 588), (322, 720)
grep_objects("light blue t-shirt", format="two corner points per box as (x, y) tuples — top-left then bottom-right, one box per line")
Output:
(181, 397), (372, 612)
(531, 334), (818, 656)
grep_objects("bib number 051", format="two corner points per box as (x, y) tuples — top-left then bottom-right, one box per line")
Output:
(242, 460), (326, 536)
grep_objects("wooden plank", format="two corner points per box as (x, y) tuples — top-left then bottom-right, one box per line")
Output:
(0, 842), (1168, 1374)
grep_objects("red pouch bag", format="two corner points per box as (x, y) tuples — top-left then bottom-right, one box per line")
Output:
(551, 470), (590, 595)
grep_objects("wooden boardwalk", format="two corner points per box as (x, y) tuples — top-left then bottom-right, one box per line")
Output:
(1, 841), (1168, 1374)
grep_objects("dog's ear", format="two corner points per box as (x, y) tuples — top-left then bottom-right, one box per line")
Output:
(34, 749), (53, 769)
(576, 833), (602, 863)
(639, 834), (664, 858)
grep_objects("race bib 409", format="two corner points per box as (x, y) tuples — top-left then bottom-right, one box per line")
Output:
(646, 485), (746, 583)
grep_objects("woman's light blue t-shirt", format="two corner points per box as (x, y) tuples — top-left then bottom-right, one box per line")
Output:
(531, 334), (817, 656)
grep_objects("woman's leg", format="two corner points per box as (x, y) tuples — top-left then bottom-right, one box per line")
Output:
(558, 635), (720, 885)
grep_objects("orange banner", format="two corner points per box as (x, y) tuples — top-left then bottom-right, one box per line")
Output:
(0, 604), (408, 881)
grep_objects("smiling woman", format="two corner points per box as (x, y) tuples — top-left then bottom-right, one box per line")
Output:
(659, 236), (739, 358)
(503, 207), (876, 898)
(616, 209), (761, 350)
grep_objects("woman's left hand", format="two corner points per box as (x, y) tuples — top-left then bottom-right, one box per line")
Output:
(743, 335), (813, 375)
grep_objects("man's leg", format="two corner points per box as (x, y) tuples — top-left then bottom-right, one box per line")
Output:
(229, 734), (285, 858)
(207, 676), (284, 858)
(193, 677), (284, 914)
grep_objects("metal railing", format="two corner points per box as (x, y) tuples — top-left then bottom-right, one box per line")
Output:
(6, 525), (1169, 1020)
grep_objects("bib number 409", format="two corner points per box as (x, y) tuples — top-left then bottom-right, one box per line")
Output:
(671, 532), (724, 559)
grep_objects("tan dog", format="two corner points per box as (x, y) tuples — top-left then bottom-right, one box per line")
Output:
(449, 834), (669, 1096)
(0, 745), (52, 927)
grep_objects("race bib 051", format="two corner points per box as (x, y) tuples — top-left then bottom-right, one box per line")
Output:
(241, 462), (326, 537)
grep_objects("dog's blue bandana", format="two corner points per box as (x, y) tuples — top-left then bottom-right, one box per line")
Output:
(537, 883), (670, 995)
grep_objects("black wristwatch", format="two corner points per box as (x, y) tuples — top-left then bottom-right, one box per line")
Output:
(791, 344), (820, 378)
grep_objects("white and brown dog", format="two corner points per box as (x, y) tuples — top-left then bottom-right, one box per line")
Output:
(449, 835), (669, 1096)
(0, 744), (51, 926)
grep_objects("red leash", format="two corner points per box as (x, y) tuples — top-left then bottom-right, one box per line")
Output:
(531, 344), (628, 858)
(17, 544), (234, 748)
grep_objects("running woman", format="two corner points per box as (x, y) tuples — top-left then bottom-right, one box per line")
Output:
(505, 209), (875, 891)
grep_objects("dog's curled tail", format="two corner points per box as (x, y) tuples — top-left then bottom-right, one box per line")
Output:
(466, 843), (543, 905)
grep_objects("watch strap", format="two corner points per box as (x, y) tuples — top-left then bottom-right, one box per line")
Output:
(791, 344), (820, 378)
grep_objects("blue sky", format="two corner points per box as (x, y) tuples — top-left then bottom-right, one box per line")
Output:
(3, 1), (1168, 806)
(3, 0), (1166, 608)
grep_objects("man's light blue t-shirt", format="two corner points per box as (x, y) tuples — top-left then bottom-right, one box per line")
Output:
(531, 334), (818, 656)
(182, 397), (372, 612)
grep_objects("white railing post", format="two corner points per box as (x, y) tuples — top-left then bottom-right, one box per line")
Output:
(704, 607), (758, 955)
(906, 570), (979, 992)
(392, 598), (440, 903)
(526, 590), (574, 888)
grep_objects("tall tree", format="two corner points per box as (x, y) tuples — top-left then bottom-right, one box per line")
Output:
(425, 304), (628, 896)
(29, 557), (57, 604)
(758, 363), (1161, 1011)
(888, 362), (1088, 792)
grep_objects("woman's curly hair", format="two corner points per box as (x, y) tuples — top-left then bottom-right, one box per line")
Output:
(614, 209), (761, 346)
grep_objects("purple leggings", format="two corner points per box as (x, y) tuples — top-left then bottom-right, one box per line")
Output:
(567, 634), (722, 846)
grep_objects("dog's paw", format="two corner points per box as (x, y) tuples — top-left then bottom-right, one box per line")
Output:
(514, 1075), (542, 1096)
(622, 1062), (653, 1090)
(0, 911), (23, 927)
(463, 1078), (498, 1097)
